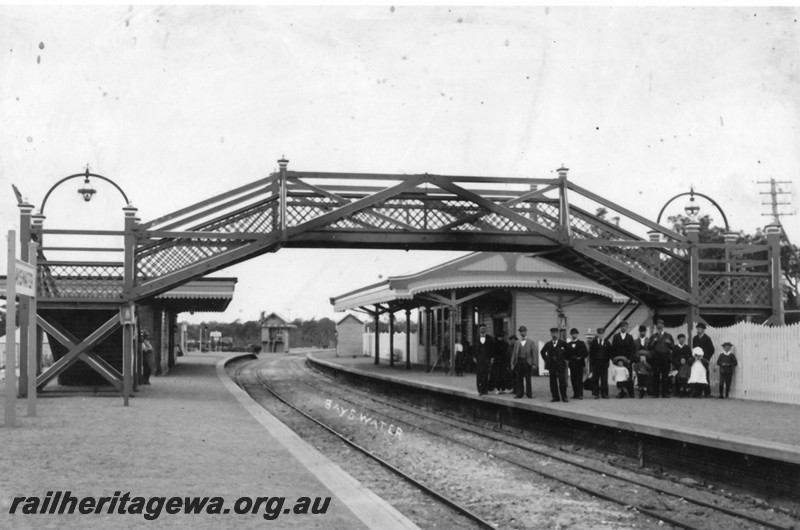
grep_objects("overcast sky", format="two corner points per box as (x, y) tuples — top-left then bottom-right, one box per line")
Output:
(1, 5), (798, 323)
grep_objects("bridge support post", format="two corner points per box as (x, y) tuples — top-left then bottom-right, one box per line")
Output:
(685, 220), (701, 332)
(122, 205), (139, 405)
(765, 223), (785, 325)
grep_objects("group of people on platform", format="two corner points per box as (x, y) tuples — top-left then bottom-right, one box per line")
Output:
(465, 319), (738, 402)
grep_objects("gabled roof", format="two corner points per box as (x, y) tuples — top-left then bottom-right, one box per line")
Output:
(330, 252), (629, 311)
(260, 312), (297, 328)
(337, 313), (364, 325)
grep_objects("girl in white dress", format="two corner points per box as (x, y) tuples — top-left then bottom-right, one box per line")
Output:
(688, 346), (709, 398)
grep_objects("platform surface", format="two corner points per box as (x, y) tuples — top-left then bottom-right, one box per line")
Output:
(311, 352), (800, 465)
(0, 352), (417, 529)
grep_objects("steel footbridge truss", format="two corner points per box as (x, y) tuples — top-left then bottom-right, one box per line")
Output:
(19, 159), (784, 401)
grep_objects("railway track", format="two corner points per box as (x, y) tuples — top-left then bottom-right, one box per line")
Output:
(302, 357), (800, 530)
(234, 357), (496, 530)
(235, 353), (799, 530)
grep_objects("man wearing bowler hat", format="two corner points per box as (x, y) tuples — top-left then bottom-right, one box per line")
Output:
(566, 328), (589, 399)
(511, 325), (536, 398)
(589, 327), (613, 398)
(611, 321), (636, 396)
(473, 324), (494, 396)
(541, 327), (569, 402)
(647, 318), (675, 397)
(692, 322), (715, 397)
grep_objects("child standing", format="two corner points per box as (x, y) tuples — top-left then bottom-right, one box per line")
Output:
(675, 356), (691, 397)
(716, 341), (738, 398)
(611, 357), (630, 398)
(688, 347), (709, 398)
(633, 351), (652, 398)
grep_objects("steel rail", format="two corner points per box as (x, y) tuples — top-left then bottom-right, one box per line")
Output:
(298, 358), (796, 530)
(234, 359), (497, 530)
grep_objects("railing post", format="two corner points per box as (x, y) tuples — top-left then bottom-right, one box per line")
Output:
(122, 204), (139, 405)
(723, 231), (738, 305)
(765, 223), (784, 325)
(685, 220), (701, 330)
(557, 166), (571, 241)
(278, 157), (289, 241)
(17, 202), (34, 397)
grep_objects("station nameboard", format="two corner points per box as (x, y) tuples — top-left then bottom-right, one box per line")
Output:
(14, 260), (36, 298)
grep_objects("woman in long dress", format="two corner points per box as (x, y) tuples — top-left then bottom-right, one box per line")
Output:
(489, 335), (515, 393)
(688, 346), (709, 398)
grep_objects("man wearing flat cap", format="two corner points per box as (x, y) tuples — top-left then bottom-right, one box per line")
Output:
(473, 324), (494, 396)
(589, 327), (613, 398)
(541, 327), (569, 402)
(692, 322), (715, 397)
(647, 318), (675, 397)
(510, 325), (536, 398)
(566, 328), (589, 399)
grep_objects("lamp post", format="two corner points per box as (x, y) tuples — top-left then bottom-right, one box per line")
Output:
(16, 167), (135, 403)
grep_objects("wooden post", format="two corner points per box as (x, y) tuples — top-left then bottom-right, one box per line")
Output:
(278, 157), (288, 241)
(5, 231), (17, 427)
(425, 307), (431, 369)
(766, 223), (784, 325)
(31, 213), (45, 374)
(26, 241), (37, 416)
(388, 311), (395, 367)
(122, 205), (138, 405)
(405, 308), (411, 370)
(17, 202), (33, 397)
(373, 307), (380, 365)
(557, 166), (571, 241)
(449, 290), (456, 376)
(685, 220), (701, 331)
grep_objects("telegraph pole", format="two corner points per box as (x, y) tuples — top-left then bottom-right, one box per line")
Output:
(758, 177), (793, 224)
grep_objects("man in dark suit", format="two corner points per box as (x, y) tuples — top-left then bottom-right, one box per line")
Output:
(473, 324), (494, 396)
(589, 327), (612, 398)
(511, 325), (536, 398)
(647, 318), (675, 397)
(565, 328), (589, 399)
(692, 322), (715, 397)
(611, 321), (636, 396)
(541, 327), (569, 402)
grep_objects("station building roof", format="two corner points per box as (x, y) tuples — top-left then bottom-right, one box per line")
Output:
(0, 276), (237, 314)
(330, 252), (629, 312)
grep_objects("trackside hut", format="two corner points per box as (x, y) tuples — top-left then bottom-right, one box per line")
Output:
(330, 252), (647, 367)
(336, 314), (364, 356)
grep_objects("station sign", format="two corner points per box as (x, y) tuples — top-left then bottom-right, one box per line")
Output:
(14, 259), (36, 298)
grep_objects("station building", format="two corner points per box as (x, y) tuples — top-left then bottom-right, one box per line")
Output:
(331, 252), (649, 367)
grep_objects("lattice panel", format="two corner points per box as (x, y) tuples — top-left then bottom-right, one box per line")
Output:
(515, 202), (560, 232)
(699, 275), (771, 306)
(37, 264), (124, 299)
(202, 203), (275, 234)
(593, 246), (690, 290)
(136, 239), (247, 280)
(285, 196), (339, 227)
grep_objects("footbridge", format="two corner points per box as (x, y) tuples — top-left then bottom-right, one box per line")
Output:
(10, 159), (784, 402)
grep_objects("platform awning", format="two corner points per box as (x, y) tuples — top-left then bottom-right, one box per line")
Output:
(330, 252), (629, 311)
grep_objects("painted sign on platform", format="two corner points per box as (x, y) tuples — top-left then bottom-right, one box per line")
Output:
(14, 260), (36, 298)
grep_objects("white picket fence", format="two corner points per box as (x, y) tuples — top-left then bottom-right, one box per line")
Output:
(626, 320), (800, 405)
(363, 332), (421, 364)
